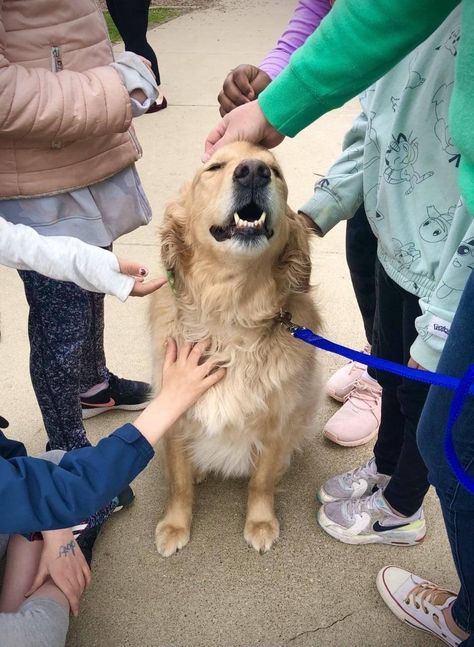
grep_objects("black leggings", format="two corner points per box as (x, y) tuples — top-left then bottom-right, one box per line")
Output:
(345, 205), (377, 345)
(106, 0), (161, 84)
(371, 261), (430, 516)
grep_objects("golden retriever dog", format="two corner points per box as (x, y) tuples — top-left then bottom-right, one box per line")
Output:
(150, 141), (321, 556)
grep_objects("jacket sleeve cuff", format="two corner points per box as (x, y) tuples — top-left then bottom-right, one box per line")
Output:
(299, 188), (345, 236)
(409, 335), (442, 373)
(111, 423), (154, 464)
(258, 66), (330, 137)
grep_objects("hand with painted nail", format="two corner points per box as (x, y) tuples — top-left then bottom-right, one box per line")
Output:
(116, 257), (167, 297)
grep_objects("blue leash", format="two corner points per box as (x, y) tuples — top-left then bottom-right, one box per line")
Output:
(277, 311), (474, 494)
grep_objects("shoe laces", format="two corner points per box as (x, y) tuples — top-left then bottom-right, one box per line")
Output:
(347, 344), (371, 373)
(405, 582), (456, 617)
(344, 490), (382, 520)
(341, 458), (377, 488)
(343, 378), (381, 410)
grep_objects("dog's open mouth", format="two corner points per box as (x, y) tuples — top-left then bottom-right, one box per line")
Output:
(210, 201), (273, 243)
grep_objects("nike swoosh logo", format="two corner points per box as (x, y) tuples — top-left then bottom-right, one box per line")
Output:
(81, 398), (116, 408)
(373, 520), (410, 533)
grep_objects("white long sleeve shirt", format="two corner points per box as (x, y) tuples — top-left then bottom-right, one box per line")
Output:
(0, 217), (134, 301)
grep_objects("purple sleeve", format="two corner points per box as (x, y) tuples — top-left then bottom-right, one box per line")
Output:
(259, 0), (332, 79)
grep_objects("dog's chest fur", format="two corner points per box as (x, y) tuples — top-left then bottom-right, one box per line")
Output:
(178, 326), (319, 478)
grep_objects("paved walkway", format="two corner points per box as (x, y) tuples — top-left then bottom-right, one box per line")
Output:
(0, 1), (457, 645)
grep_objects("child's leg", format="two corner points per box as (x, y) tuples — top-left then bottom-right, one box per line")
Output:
(0, 535), (54, 613)
(345, 205), (377, 345)
(79, 291), (109, 394)
(375, 266), (430, 516)
(19, 271), (92, 450)
(371, 261), (406, 475)
(0, 597), (69, 647)
(0, 535), (68, 647)
(106, 0), (160, 83)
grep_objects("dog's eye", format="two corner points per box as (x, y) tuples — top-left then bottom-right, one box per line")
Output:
(206, 163), (224, 172)
(271, 166), (282, 179)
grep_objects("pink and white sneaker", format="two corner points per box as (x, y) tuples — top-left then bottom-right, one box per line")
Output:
(326, 344), (372, 402)
(324, 375), (382, 447)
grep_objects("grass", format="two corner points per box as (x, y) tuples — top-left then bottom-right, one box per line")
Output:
(104, 8), (180, 44)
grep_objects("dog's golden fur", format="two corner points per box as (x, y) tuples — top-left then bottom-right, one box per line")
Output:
(150, 142), (321, 555)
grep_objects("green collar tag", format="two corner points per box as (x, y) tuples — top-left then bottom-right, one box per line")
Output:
(167, 270), (177, 295)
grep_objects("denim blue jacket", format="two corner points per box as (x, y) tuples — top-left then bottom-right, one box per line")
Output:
(0, 424), (154, 534)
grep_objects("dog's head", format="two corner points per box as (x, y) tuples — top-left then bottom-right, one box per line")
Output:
(161, 142), (311, 295)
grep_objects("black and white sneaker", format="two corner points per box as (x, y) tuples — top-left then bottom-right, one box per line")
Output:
(81, 374), (152, 419)
(111, 485), (135, 513)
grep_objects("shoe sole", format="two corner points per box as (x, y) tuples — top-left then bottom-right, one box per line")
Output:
(82, 402), (149, 420)
(323, 427), (379, 447)
(376, 568), (457, 646)
(317, 508), (426, 546)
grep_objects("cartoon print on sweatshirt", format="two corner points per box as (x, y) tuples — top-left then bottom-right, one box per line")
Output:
(405, 54), (425, 90)
(383, 133), (434, 195)
(392, 238), (421, 270)
(364, 112), (380, 169)
(436, 237), (474, 299)
(390, 96), (400, 112)
(432, 83), (461, 168)
(416, 323), (433, 343)
(435, 26), (461, 57)
(419, 205), (455, 243)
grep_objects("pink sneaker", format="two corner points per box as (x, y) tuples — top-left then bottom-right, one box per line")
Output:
(324, 375), (382, 447)
(326, 344), (372, 402)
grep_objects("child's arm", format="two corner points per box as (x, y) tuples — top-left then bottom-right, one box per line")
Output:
(259, 0), (332, 80)
(0, 340), (225, 534)
(298, 110), (367, 235)
(0, 217), (165, 300)
(411, 205), (474, 372)
(218, 0), (331, 115)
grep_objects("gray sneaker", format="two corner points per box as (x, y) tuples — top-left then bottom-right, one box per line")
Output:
(317, 457), (390, 504)
(318, 490), (426, 546)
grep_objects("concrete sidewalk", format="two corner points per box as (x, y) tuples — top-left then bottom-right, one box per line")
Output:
(0, 1), (457, 645)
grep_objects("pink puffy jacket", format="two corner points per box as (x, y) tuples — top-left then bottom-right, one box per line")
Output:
(0, 0), (141, 199)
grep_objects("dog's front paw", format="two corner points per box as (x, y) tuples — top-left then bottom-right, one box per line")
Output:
(155, 521), (190, 557)
(244, 517), (280, 554)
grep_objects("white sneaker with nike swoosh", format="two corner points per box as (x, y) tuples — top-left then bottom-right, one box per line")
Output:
(317, 490), (426, 545)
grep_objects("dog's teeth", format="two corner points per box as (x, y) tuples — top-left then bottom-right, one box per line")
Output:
(258, 212), (266, 225)
(234, 213), (239, 225)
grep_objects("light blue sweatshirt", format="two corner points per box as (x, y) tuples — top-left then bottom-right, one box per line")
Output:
(300, 7), (474, 371)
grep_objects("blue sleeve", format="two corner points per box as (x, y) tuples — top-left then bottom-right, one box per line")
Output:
(0, 431), (28, 459)
(0, 424), (154, 534)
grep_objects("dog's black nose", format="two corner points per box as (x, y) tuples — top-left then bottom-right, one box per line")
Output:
(233, 160), (271, 188)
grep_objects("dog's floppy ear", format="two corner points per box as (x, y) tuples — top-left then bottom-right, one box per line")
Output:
(160, 184), (191, 272)
(277, 208), (312, 293)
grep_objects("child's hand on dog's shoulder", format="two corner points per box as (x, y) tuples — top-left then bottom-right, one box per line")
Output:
(161, 338), (226, 407)
(134, 339), (225, 446)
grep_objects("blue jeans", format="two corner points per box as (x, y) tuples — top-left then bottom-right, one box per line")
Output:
(417, 270), (474, 643)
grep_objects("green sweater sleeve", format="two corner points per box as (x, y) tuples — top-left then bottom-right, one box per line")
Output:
(259, 0), (459, 137)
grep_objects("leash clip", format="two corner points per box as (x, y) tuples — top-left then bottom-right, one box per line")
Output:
(277, 309), (303, 334)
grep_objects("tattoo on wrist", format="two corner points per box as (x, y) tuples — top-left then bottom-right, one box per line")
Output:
(58, 540), (77, 558)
